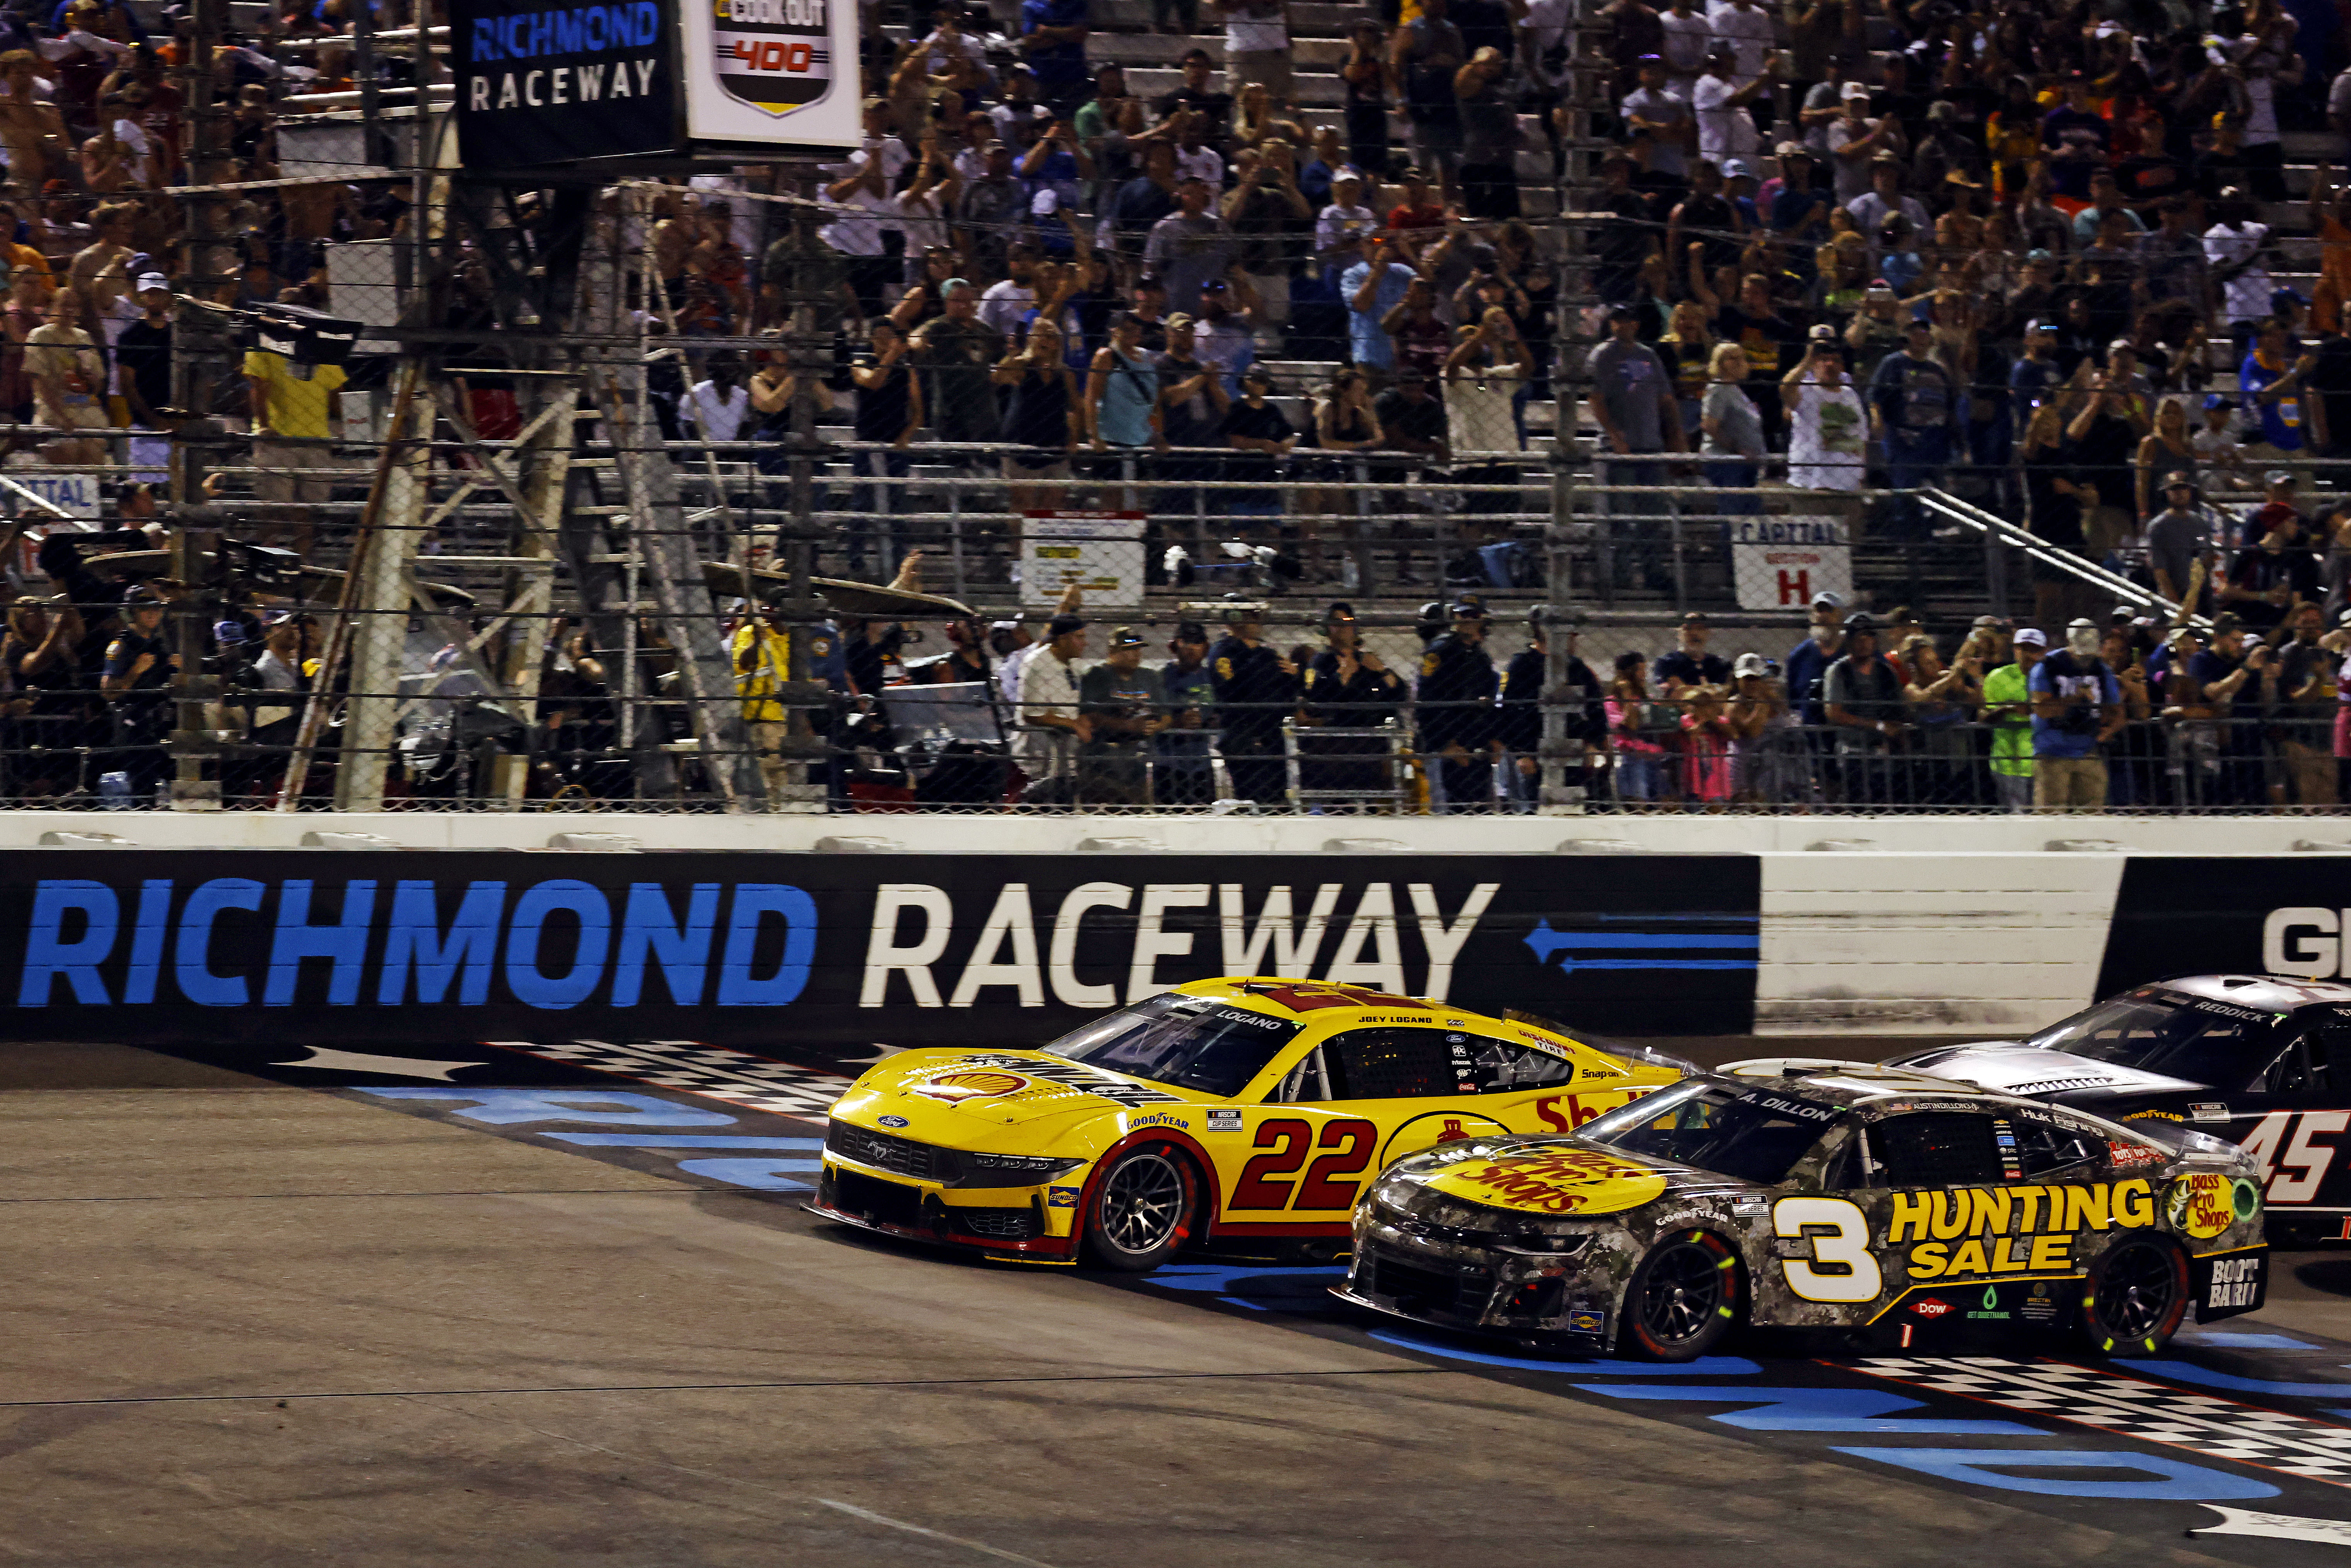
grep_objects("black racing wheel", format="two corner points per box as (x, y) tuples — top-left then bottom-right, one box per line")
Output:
(1080, 1144), (1198, 1271)
(2078, 1236), (2189, 1355)
(1621, 1230), (1741, 1361)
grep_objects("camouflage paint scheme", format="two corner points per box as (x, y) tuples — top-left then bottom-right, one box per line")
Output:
(1335, 1066), (2268, 1351)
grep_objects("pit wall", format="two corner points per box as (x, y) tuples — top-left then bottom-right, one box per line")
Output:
(0, 811), (2337, 1043)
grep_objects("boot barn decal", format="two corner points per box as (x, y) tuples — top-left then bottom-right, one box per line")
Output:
(0, 852), (1758, 1048)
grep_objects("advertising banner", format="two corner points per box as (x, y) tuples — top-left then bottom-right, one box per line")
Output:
(453, 0), (680, 168)
(0, 851), (1758, 1048)
(1017, 512), (1148, 611)
(2096, 857), (2351, 994)
(679, 0), (861, 150)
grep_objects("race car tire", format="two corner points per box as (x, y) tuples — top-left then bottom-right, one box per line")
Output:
(1080, 1143), (1198, 1271)
(1620, 1230), (1742, 1361)
(2077, 1235), (2190, 1355)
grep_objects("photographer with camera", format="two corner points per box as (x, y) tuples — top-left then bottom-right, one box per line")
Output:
(2028, 616), (2125, 812)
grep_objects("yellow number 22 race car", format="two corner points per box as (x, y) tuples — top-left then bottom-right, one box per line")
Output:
(809, 977), (1688, 1268)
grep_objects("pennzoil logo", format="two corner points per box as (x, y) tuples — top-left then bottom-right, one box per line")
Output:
(908, 1069), (1029, 1103)
(711, 0), (832, 115)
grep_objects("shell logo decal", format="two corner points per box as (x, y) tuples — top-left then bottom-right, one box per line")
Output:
(2167, 1171), (2238, 1239)
(908, 1070), (1030, 1104)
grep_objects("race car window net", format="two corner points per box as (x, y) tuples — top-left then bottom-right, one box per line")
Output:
(2009, 1119), (2105, 1177)
(1872, 1113), (2004, 1188)
(1319, 1028), (1470, 1100)
(1577, 1085), (1833, 1187)
(2020, 998), (2261, 1088)
(1041, 994), (1303, 1099)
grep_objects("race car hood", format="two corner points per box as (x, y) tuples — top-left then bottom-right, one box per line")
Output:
(843, 1048), (1197, 1132)
(1413, 1139), (1676, 1218)
(1885, 1045), (2210, 1098)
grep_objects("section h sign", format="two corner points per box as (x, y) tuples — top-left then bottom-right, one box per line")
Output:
(1730, 514), (1853, 611)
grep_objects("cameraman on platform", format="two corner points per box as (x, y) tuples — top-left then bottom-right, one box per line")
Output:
(2028, 616), (2123, 812)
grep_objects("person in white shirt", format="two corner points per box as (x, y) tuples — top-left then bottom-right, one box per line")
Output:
(1217, 0), (1292, 106)
(1704, 0), (1773, 84)
(2204, 194), (2276, 331)
(1014, 614), (1090, 784)
(1781, 328), (1867, 495)
(1315, 172), (1379, 279)
(978, 243), (1042, 338)
(1691, 46), (1772, 162)
(686, 357), (753, 444)
(821, 104), (912, 316)
(1657, 0), (1711, 98)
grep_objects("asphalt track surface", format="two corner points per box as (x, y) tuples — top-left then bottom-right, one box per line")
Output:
(17, 1033), (2351, 1565)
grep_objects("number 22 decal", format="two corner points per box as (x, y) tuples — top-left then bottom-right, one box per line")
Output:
(1231, 1117), (1379, 1210)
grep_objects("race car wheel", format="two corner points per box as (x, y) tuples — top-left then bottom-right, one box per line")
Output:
(1081, 1144), (1197, 1271)
(1621, 1231), (1740, 1362)
(2078, 1236), (2189, 1355)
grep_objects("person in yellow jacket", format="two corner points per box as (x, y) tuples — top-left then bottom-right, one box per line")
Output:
(731, 603), (795, 796)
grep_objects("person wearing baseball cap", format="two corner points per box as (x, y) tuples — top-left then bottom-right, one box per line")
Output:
(2144, 471), (2211, 607)
(1012, 613), (1090, 802)
(1418, 594), (1499, 812)
(1156, 621), (1217, 807)
(1300, 599), (1406, 803)
(1208, 601), (1299, 805)
(1983, 626), (2046, 811)
(2026, 616), (2123, 812)
(1075, 626), (1166, 806)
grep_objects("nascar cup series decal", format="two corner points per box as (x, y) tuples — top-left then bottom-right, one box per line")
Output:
(712, 0), (831, 115)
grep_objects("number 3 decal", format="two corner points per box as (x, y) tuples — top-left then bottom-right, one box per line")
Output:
(1772, 1196), (1884, 1304)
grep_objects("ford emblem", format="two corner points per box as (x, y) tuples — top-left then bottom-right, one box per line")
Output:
(879, 1114), (908, 1128)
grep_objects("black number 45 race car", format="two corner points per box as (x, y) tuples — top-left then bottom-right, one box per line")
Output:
(1884, 974), (2351, 1247)
(1333, 1063), (2266, 1360)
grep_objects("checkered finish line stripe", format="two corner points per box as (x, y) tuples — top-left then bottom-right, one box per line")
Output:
(488, 1039), (849, 1121)
(1855, 1357), (2351, 1484)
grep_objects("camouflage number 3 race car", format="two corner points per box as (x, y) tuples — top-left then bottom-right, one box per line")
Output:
(1335, 1062), (2268, 1359)
(810, 977), (1687, 1267)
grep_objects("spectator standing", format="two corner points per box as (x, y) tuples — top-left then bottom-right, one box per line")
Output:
(1867, 316), (1958, 539)
(1209, 603), (1300, 805)
(1821, 611), (1908, 805)
(684, 356), (752, 444)
(1145, 176), (1237, 311)
(1588, 303), (1685, 590)
(849, 320), (922, 575)
(1605, 650), (1675, 806)
(2028, 617), (2123, 812)
(1783, 592), (1844, 726)
(1342, 233), (1422, 375)
(1395, 0), (1468, 200)
(2274, 600), (2339, 808)
(1655, 611), (1730, 687)
(1217, 0), (1291, 107)
(1018, 0), (1091, 118)
(2240, 317), (2325, 463)
(1300, 602), (1407, 805)
(1417, 600), (1498, 811)
(912, 281), (1006, 452)
(1087, 311), (1164, 469)
(97, 584), (171, 801)
(730, 602), (793, 800)
(1156, 621), (1217, 805)
(2220, 497), (2320, 633)
(1016, 613), (1091, 802)
(1497, 612), (1593, 812)
(1781, 328), (1866, 519)
(238, 330), (343, 554)
(1727, 651), (1802, 804)
(1981, 622), (2045, 813)
(2145, 472), (2216, 608)
(1077, 626), (1167, 805)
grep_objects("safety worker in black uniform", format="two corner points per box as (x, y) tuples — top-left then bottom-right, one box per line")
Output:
(1497, 607), (1603, 813)
(1208, 600), (1300, 805)
(1299, 601), (1406, 806)
(1416, 599), (1499, 813)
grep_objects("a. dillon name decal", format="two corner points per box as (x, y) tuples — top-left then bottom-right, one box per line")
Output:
(1890, 1179), (2157, 1280)
(14, 877), (814, 1011)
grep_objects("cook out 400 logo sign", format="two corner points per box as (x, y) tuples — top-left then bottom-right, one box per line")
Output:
(710, 0), (830, 113)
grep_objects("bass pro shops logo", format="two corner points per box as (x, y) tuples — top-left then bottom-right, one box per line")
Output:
(711, 0), (832, 116)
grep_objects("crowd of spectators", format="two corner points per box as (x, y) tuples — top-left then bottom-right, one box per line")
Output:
(1586, 0), (2351, 612)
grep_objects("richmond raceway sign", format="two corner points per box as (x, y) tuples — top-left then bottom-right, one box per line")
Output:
(0, 851), (1759, 1047)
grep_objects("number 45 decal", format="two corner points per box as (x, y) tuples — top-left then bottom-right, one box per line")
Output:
(2239, 1111), (2351, 1203)
(1230, 1117), (1378, 1210)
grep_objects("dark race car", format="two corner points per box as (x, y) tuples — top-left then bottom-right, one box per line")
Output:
(1883, 974), (2351, 1246)
(1333, 1064), (2265, 1360)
